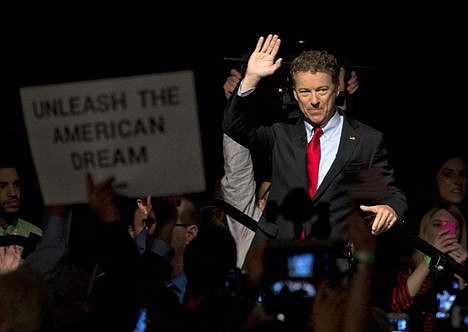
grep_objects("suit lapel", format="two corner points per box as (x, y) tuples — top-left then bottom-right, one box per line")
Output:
(293, 118), (308, 165)
(314, 116), (359, 199)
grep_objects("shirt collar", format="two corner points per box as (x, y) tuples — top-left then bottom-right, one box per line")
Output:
(305, 108), (342, 139)
(171, 272), (188, 292)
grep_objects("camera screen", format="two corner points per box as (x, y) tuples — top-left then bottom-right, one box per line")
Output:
(389, 318), (408, 331)
(269, 252), (317, 298)
(436, 280), (459, 319)
(288, 252), (314, 278)
(387, 312), (409, 332)
(261, 240), (342, 318)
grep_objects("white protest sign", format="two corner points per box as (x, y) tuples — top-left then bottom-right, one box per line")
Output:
(20, 70), (206, 206)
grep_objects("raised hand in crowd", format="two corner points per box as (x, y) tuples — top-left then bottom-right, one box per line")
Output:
(311, 280), (347, 332)
(311, 209), (379, 332)
(86, 173), (121, 224)
(223, 68), (242, 100)
(0, 242), (22, 274)
(129, 195), (156, 239)
(339, 67), (359, 95)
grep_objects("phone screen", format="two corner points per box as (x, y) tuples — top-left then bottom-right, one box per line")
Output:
(387, 312), (409, 331)
(436, 280), (459, 319)
(266, 251), (318, 299)
(440, 219), (457, 236)
(134, 307), (147, 332)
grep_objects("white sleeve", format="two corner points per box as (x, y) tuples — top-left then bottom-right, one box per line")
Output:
(220, 134), (262, 268)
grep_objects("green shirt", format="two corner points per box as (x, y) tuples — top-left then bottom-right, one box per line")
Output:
(0, 217), (43, 253)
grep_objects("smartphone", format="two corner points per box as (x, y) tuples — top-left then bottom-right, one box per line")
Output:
(440, 219), (457, 236)
(436, 280), (459, 320)
(387, 312), (409, 331)
(133, 307), (147, 332)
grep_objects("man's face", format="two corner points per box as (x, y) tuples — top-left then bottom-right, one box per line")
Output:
(292, 71), (340, 126)
(0, 168), (21, 215)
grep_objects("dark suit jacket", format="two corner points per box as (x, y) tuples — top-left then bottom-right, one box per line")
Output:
(223, 87), (408, 242)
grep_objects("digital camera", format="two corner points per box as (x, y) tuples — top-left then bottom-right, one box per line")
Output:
(261, 239), (348, 321)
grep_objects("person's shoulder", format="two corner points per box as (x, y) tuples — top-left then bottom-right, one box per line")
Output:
(270, 108), (303, 127)
(16, 218), (43, 237)
(344, 114), (384, 137)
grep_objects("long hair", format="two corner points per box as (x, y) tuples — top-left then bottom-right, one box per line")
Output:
(412, 203), (467, 265)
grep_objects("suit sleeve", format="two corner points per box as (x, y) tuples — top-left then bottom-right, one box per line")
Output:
(223, 86), (256, 147)
(223, 86), (275, 151)
(370, 135), (408, 219)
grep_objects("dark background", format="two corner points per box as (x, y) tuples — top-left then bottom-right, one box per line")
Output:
(2, 3), (467, 227)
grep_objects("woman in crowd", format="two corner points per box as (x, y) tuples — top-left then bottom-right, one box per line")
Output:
(390, 203), (468, 332)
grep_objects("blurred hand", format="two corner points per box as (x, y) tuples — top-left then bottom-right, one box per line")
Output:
(86, 173), (121, 224)
(47, 204), (71, 218)
(339, 68), (359, 95)
(223, 69), (242, 100)
(311, 280), (346, 332)
(244, 238), (267, 289)
(347, 210), (377, 254)
(432, 229), (468, 285)
(448, 242), (468, 265)
(346, 70), (359, 94)
(432, 228), (462, 258)
(0, 231), (22, 274)
(149, 196), (180, 243)
(128, 195), (157, 238)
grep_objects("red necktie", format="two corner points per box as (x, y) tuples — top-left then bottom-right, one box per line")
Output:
(307, 127), (323, 198)
(302, 127), (322, 240)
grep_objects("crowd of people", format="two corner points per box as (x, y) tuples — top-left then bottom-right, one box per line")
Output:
(1, 33), (468, 332)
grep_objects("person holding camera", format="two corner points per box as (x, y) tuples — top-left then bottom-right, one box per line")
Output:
(240, 207), (389, 332)
(390, 203), (468, 332)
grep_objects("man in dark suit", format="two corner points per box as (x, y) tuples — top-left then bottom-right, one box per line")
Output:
(223, 34), (407, 246)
